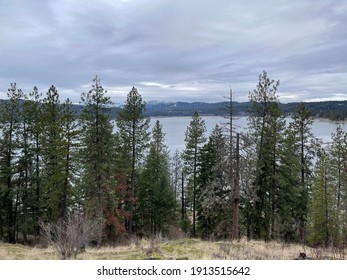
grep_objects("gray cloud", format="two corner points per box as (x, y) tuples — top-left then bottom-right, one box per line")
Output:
(1, 0), (346, 103)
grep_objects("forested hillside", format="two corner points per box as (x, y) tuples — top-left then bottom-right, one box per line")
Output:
(0, 73), (346, 251)
(145, 100), (347, 120)
(1, 97), (347, 120)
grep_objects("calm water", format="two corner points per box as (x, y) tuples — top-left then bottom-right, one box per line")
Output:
(147, 116), (347, 156)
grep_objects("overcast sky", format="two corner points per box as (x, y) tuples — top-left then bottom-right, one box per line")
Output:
(1, 0), (347, 104)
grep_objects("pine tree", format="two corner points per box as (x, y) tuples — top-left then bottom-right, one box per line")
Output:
(183, 112), (206, 236)
(288, 102), (316, 242)
(16, 91), (40, 242)
(80, 76), (114, 245)
(28, 87), (44, 236)
(308, 149), (339, 246)
(138, 120), (175, 234)
(40, 85), (67, 222)
(248, 70), (285, 240)
(60, 98), (80, 214)
(0, 83), (23, 242)
(116, 86), (150, 234)
(276, 127), (302, 241)
(197, 125), (230, 239)
(329, 126), (347, 247)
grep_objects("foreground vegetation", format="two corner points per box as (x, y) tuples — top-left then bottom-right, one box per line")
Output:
(1, 238), (345, 260)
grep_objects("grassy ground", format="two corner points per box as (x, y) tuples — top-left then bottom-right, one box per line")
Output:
(0, 237), (345, 260)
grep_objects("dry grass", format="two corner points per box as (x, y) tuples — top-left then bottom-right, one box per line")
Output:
(0, 243), (56, 260)
(0, 238), (345, 260)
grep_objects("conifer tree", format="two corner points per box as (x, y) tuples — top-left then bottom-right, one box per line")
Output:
(9, 87), (44, 240)
(197, 125), (229, 239)
(276, 127), (302, 241)
(116, 86), (150, 234)
(80, 76), (114, 245)
(248, 71), (285, 240)
(329, 126), (347, 246)
(0, 83), (23, 242)
(60, 98), (80, 214)
(40, 85), (67, 222)
(308, 149), (339, 246)
(138, 120), (175, 234)
(30, 87), (44, 235)
(288, 102), (316, 242)
(16, 91), (39, 242)
(183, 112), (206, 236)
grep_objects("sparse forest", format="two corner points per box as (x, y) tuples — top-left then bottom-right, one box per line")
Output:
(0, 72), (346, 257)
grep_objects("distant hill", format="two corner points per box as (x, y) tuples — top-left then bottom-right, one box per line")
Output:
(145, 100), (347, 121)
(279, 100), (347, 121)
(1, 99), (347, 120)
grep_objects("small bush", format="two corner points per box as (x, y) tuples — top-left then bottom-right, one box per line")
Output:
(40, 214), (101, 259)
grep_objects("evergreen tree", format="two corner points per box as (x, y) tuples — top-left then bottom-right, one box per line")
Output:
(197, 125), (230, 239)
(16, 91), (39, 242)
(40, 85), (67, 222)
(138, 120), (175, 234)
(28, 87), (44, 236)
(80, 76), (114, 245)
(308, 149), (339, 246)
(13, 86), (44, 239)
(330, 126), (346, 210)
(115, 86), (150, 234)
(276, 127), (302, 241)
(61, 98), (80, 214)
(329, 126), (347, 246)
(183, 112), (206, 236)
(288, 102), (316, 242)
(248, 70), (285, 240)
(0, 83), (23, 242)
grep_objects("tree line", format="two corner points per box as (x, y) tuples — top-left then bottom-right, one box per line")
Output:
(0, 72), (346, 248)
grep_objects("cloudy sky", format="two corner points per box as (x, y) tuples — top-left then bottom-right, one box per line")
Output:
(1, 0), (347, 104)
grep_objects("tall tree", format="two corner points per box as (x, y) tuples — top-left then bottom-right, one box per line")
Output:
(28, 87), (44, 236)
(308, 148), (339, 246)
(183, 112), (206, 236)
(16, 92), (37, 242)
(248, 70), (285, 240)
(14, 86), (44, 239)
(276, 126), (302, 241)
(330, 126), (347, 210)
(288, 102), (316, 242)
(138, 120), (175, 234)
(329, 126), (347, 247)
(80, 76), (114, 245)
(197, 125), (230, 239)
(0, 83), (23, 243)
(60, 98), (80, 215)
(116, 86), (150, 234)
(40, 85), (67, 222)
